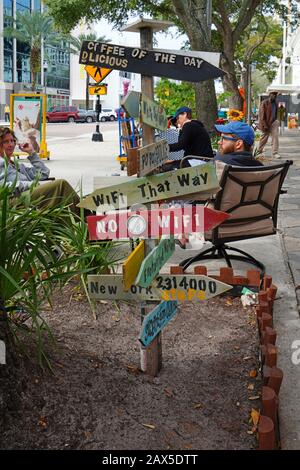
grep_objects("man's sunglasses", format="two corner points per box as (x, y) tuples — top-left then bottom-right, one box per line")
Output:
(220, 135), (239, 142)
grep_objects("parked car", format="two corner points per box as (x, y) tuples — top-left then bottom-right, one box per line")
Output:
(99, 108), (116, 122)
(46, 106), (79, 123)
(76, 109), (97, 123)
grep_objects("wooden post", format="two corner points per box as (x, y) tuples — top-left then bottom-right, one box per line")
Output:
(139, 26), (161, 376)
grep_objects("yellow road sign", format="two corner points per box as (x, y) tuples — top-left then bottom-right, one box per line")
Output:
(122, 240), (145, 291)
(89, 84), (108, 95)
(85, 65), (112, 83)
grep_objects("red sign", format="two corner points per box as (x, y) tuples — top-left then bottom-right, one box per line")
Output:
(87, 205), (229, 240)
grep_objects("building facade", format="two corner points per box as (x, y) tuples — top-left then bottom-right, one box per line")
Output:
(0, 0), (71, 120)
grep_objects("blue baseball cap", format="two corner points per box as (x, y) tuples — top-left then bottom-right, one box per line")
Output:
(215, 121), (255, 146)
(171, 106), (192, 124)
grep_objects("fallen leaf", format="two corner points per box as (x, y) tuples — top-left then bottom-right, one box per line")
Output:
(250, 409), (260, 427)
(226, 299), (233, 306)
(164, 388), (174, 397)
(208, 335), (213, 339)
(243, 356), (252, 361)
(112, 315), (120, 322)
(142, 423), (156, 430)
(247, 430), (254, 435)
(236, 401), (240, 407)
(126, 364), (140, 374)
(193, 403), (203, 409)
(247, 384), (255, 391)
(100, 300), (108, 304)
(38, 416), (47, 428)
(249, 369), (258, 378)
(249, 395), (260, 400)
(234, 346), (240, 351)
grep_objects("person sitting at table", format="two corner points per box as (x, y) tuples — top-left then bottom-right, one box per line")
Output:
(214, 121), (263, 167)
(0, 126), (80, 213)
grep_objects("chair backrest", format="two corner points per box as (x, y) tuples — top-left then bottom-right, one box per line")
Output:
(210, 160), (292, 244)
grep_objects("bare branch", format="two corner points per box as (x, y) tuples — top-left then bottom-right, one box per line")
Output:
(233, 0), (263, 46)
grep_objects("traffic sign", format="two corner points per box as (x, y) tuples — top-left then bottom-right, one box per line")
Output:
(80, 42), (225, 82)
(135, 237), (175, 288)
(139, 301), (178, 347)
(123, 240), (145, 291)
(87, 205), (230, 240)
(78, 162), (219, 211)
(89, 84), (107, 95)
(87, 274), (232, 301)
(85, 65), (112, 83)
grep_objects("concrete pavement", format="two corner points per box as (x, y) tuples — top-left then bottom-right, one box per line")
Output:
(2, 120), (300, 449)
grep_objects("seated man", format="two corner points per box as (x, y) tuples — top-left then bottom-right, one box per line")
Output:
(0, 126), (80, 213)
(214, 121), (263, 167)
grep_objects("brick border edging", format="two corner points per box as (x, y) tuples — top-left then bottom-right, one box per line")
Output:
(169, 265), (282, 450)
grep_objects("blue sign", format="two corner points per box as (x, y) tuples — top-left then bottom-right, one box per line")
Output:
(139, 301), (178, 347)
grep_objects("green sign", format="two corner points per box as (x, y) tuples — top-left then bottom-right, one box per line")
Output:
(139, 301), (178, 347)
(141, 95), (168, 131)
(135, 237), (175, 288)
(121, 90), (140, 119)
(79, 162), (219, 211)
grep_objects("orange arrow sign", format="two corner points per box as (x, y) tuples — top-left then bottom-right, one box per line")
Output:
(89, 84), (107, 95)
(85, 65), (112, 83)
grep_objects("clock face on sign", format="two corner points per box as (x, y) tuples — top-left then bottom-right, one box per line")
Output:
(127, 215), (147, 237)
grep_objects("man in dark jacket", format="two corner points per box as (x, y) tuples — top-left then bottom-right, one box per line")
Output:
(214, 121), (263, 167)
(163, 106), (214, 170)
(257, 91), (280, 159)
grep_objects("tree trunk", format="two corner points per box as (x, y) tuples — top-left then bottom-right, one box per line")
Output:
(86, 73), (89, 110)
(194, 80), (218, 131)
(220, 53), (243, 110)
(172, 0), (218, 130)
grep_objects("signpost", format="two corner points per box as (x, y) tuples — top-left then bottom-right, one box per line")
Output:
(139, 301), (178, 347)
(135, 237), (175, 288)
(87, 274), (232, 301)
(87, 205), (230, 241)
(89, 84), (108, 95)
(123, 240), (145, 291)
(79, 41), (224, 82)
(80, 18), (226, 377)
(79, 162), (219, 211)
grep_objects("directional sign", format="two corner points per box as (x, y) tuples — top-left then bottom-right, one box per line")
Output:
(87, 206), (230, 240)
(121, 91), (140, 119)
(80, 42), (225, 82)
(141, 95), (168, 131)
(78, 162), (219, 211)
(135, 237), (175, 288)
(87, 274), (232, 301)
(123, 240), (145, 291)
(89, 84), (107, 95)
(85, 65), (112, 83)
(138, 139), (169, 176)
(139, 301), (178, 347)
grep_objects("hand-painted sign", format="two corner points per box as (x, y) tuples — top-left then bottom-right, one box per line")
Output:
(85, 65), (112, 83)
(121, 91), (140, 119)
(87, 274), (231, 301)
(89, 84), (107, 95)
(139, 301), (178, 347)
(122, 240), (145, 291)
(138, 139), (169, 176)
(79, 42), (224, 82)
(141, 95), (167, 131)
(78, 162), (219, 211)
(87, 205), (230, 240)
(135, 237), (175, 288)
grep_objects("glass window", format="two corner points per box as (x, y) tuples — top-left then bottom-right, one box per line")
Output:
(34, 0), (41, 11)
(16, 0), (31, 12)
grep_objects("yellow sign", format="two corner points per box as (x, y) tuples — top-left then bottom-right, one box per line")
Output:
(89, 84), (108, 96)
(85, 65), (112, 83)
(122, 240), (145, 291)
